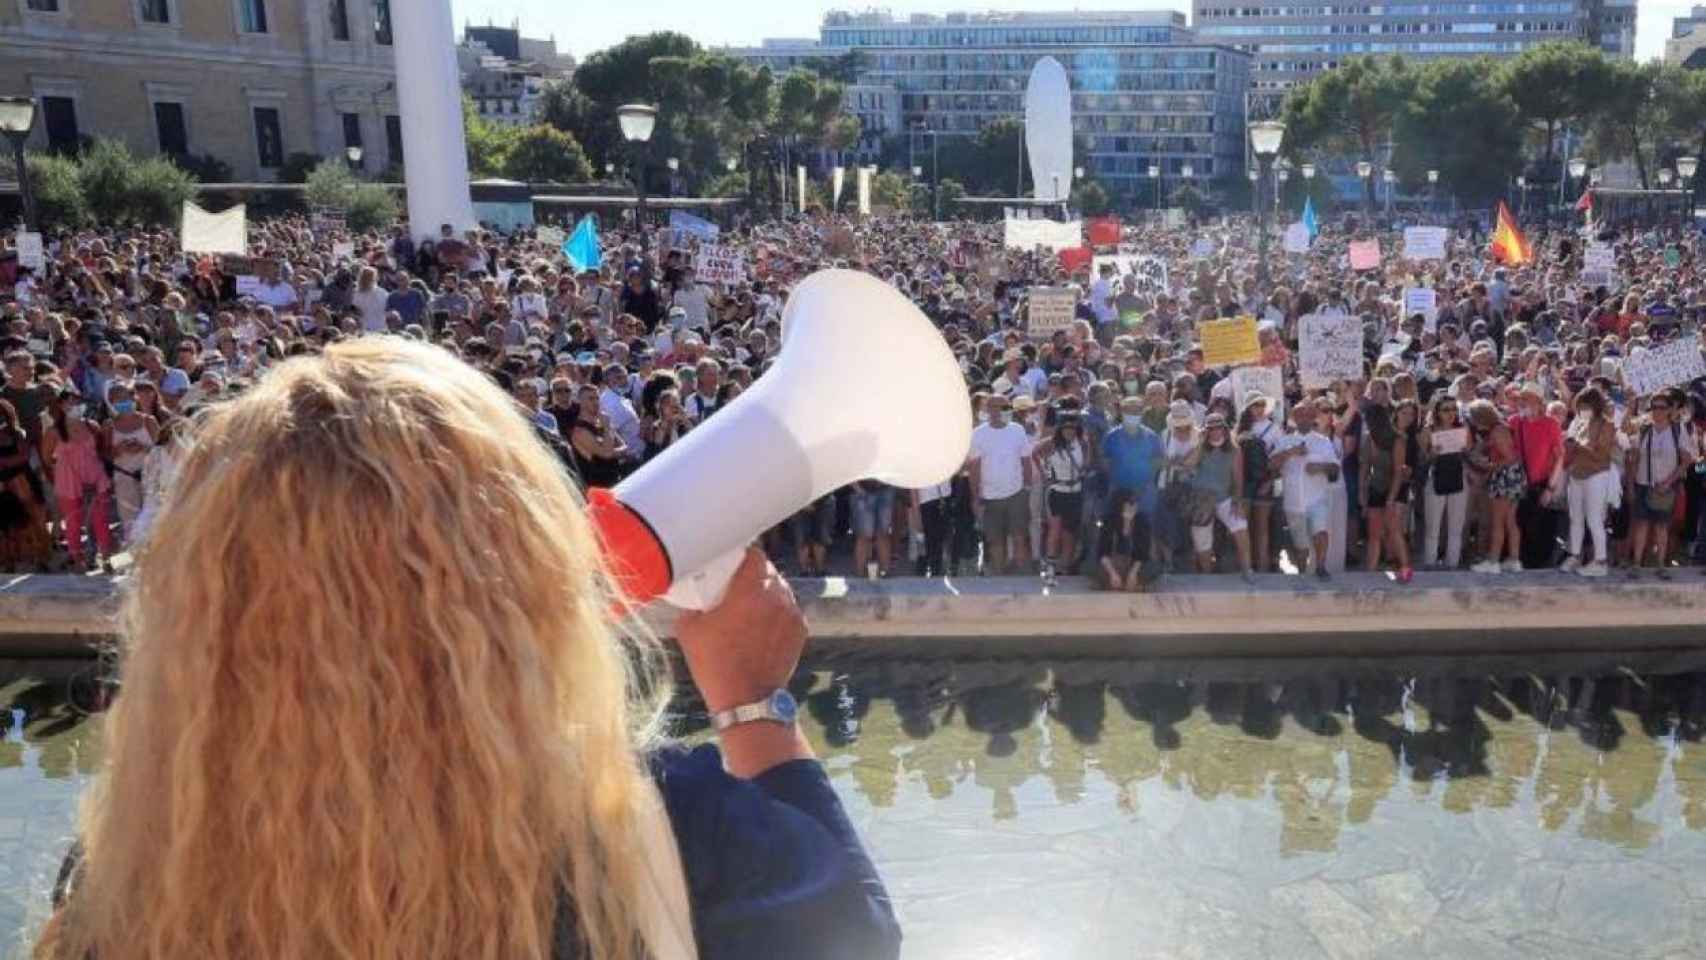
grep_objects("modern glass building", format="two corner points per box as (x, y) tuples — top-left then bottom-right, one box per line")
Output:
(727, 10), (1252, 197)
(1192, 1), (1633, 97)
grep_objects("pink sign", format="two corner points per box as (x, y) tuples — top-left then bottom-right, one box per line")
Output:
(1349, 239), (1381, 271)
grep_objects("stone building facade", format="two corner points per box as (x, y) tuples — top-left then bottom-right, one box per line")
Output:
(0, 0), (401, 181)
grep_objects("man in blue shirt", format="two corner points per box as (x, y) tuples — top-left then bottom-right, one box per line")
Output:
(1102, 396), (1163, 579)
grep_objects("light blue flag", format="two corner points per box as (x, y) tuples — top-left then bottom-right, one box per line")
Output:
(1301, 196), (1319, 238)
(563, 215), (602, 273)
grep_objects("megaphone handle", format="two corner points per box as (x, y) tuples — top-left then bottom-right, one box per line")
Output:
(662, 549), (746, 612)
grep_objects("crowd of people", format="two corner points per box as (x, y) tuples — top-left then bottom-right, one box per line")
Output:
(1, 201), (1703, 587)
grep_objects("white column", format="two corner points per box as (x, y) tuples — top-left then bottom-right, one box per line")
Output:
(392, 0), (476, 243)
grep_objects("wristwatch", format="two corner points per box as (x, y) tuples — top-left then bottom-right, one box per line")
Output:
(710, 689), (799, 732)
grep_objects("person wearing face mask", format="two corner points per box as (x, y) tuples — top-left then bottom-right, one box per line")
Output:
(102, 381), (159, 546)
(41, 389), (114, 574)
(1101, 396), (1164, 583)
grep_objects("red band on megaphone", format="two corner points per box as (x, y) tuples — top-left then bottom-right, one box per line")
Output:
(587, 487), (673, 606)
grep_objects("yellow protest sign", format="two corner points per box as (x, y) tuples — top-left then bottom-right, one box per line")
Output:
(1197, 316), (1260, 368)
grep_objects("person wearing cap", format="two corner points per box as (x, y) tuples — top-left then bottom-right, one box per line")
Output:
(968, 394), (1034, 575)
(1270, 400), (1341, 580)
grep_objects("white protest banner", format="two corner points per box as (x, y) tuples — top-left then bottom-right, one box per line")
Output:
(857, 166), (872, 216)
(1402, 226), (1447, 261)
(1582, 242), (1616, 288)
(1092, 253), (1169, 297)
(181, 201), (247, 255)
(832, 166), (845, 210)
(332, 241), (355, 261)
(1162, 208), (1186, 229)
(1026, 287), (1078, 339)
(667, 211), (719, 242)
(1230, 365), (1283, 413)
(536, 225), (566, 249)
(692, 244), (747, 286)
(1191, 237), (1216, 258)
(1430, 427), (1469, 456)
(1623, 336), (1706, 397)
(1004, 218), (1082, 252)
(14, 231), (44, 271)
(1402, 287), (1438, 331)
(234, 275), (265, 298)
(1283, 222), (1310, 254)
(1299, 312), (1365, 389)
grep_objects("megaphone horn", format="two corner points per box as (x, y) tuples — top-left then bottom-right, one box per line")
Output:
(591, 269), (973, 610)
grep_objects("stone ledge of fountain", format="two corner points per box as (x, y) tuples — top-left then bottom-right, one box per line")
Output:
(0, 571), (1701, 658)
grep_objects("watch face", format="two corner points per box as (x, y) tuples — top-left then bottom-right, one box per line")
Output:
(768, 689), (799, 725)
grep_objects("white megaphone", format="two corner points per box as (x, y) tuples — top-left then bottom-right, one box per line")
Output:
(589, 269), (972, 610)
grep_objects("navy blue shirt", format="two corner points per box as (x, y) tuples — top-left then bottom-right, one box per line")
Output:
(648, 744), (901, 960)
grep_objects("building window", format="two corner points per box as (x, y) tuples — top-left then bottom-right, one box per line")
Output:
(329, 0), (349, 40)
(385, 114), (403, 167)
(26, 0), (60, 10)
(341, 112), (363, 154)
(138, 0), (169, 22)
(237, 0), (267, 33)
(41, 96), (78, 153)
(154, 101), (188, 155)
(373, 0), (392, 45)
(252, 106), (283, 168)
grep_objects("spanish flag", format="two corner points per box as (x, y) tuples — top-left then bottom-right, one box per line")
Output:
(1489, 200), (1532, 265)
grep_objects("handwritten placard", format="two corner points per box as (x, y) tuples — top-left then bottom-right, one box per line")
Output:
(1402, 226), (1447, 261)
(1092, 254), (1169, 297)
(1624, 335), (1706, 397)
(14, 231), (44, 271)
(1299, 312), (1364, 389)
(1191, 237), (1217, 258)
(1197, 316), (1260, 367)
(1431, 427), (1469, 456)
(1582, 242), (1616, 288)
(234, 275), (264, 298)
(692, 244), (747, 285)
(1283, 222), (1311, 254)
(1349, 239), (1381, 271)
(1403, 287), (1438, 331)
(535, 225), (566, 249)
(1230, 365), (1283, 412)
(1026, 287), (1078, 339)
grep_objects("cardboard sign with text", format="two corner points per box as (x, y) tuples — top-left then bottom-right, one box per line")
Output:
(1299, 312), (1364, 388)
(693, 244), (748, 286)
(1624, 335), (1706, 398)
(1197, 316), (1260, 368)
(1026, 287), (1078, 339)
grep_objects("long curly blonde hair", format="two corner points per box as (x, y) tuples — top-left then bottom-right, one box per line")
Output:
(41, 338), (692, 960)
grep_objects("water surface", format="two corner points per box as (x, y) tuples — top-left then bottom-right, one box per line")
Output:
(6, 657), (1706, 959)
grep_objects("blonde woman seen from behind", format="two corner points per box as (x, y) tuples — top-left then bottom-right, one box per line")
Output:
(36, 338), (900, 960)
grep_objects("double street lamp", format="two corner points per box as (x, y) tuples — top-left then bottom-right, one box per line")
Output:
(1249, 119), (1285, 291)
(1680, 156), (1701, 229)
(616, 102), (657, 228)
(0, 97), (38, 231)
(1356, 161), (1373, 219)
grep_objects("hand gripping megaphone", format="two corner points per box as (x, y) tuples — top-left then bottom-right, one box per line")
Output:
(589, 269), (973, 610)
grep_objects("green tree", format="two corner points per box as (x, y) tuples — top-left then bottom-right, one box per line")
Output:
(1170, 184), (1208, 220)
(821, 114), (863, 164)
(870, 171), (911, 212)
(502, 125), (592, 183)
(278, 152), (322, 184)
(76, 139), (135, 221)
(800, 50), (867, 84)
(345, 183), (399, 232)
(1072, 179), (1111, 216)
(463, 96), (518, 177)
(701, 170), (748, 198)
(1586, 60), (1665, 188)
(935, 177), (966, 217)
(127, 155), (197, 227)
(1497, 41), (1613, 179)
(304, 160), (356, 211)
(1282, 56), (1415, 210)
(25, 153), (87, 230)
(1393, 58), (1523, 207)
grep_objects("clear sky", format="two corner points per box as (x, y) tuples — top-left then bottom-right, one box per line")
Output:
(450, 0), (1689, 63)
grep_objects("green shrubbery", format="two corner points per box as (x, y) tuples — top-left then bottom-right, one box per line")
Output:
(25, 139), (196, 230)
(303, 160), (399, 232)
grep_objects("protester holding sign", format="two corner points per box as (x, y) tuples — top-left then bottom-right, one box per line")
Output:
(1419, 393), (1470, 570)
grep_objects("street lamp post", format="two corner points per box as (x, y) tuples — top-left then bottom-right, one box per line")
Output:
(1680, 156), (1700, 231)
(1426, 169), (1438, 218)
(0, 97), (39, 231)
(1516, 175), (1526, 218)
(1356, 160), (1373, 220)
(1247, 168), (1258, 216)
(1382, 168), (1395, 217)
(616, 103), (657, 230)
(1567, 157), (1587, 231)
(1148, 163), (1161, 214)
(1277, 166), (1290, 215)
(1249, 119), (1285, 292)
(345, 145), (363, 174)
(1660, 167), (1676, 229)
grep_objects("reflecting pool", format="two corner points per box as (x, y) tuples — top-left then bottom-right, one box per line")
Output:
(6, 656), (1706, 959)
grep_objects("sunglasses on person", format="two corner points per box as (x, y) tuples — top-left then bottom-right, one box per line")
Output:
(1651, 402), (1671, 411)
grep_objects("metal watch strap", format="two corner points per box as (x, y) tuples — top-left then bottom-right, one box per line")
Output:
(711, 695), (781, 732)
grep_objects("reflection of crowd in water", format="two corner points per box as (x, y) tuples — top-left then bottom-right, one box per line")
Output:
(654, 663), (1706, 851)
